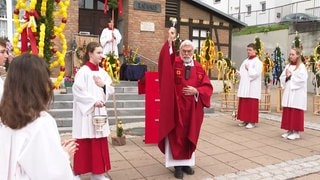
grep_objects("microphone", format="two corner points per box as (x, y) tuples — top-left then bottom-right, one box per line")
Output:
(185, 66), (191, 80)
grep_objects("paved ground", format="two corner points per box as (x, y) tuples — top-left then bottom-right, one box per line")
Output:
(61, 87), (320, 180)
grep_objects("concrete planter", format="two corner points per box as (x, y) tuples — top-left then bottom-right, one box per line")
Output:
(111, 135), (126, 146)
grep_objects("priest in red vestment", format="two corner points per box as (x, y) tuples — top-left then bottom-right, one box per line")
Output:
(158, 27), (213, 179)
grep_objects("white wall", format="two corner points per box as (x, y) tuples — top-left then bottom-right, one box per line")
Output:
(231, 29), (289, 69)
(231, 29), (320, 93)
(199, 0), (320, 26)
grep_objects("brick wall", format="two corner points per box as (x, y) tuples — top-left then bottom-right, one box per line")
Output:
(180, 1), (210, 21)
(124, 0), (166, 69)
(52, 0), (79, 77)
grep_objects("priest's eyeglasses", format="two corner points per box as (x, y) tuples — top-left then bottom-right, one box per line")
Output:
(181, 49), (193, 55)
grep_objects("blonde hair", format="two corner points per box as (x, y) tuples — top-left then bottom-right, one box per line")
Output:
(291, 48), (303, 71)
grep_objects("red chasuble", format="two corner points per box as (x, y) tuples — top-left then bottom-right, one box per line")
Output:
(158, 42), (213, 159)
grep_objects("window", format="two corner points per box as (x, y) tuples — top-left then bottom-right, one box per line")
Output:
(79, 0), (93, 9)
(79, 0), (104, 10)
(0, 0), (6, 18)
(191, 28), (210, 53)
(0, 0), (7, 37)
(261, 2), (266, 12)
(247, 5), (252, 15)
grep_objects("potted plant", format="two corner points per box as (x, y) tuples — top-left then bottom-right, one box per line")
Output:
(111, 119), (126, 146)
(64, 76), (74, 87)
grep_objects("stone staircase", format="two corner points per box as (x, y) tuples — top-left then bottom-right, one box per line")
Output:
(51, 81), (144, 133)
(50, 81), (214, 133)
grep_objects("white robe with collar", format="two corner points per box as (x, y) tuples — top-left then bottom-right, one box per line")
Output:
(280, 63), (308, 110)
(0, 111), (74, 180)
(237, 57), (262, 99)
(72, 66), (114, 139)
(100, 28), (122, 58)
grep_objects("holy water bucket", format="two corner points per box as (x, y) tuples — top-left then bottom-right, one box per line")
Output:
(92, 115), (108, 132)
(92, 108), (108, 132)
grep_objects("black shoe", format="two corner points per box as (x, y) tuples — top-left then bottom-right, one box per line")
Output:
(174, 166), (183, 179)
(182, 166), (195, 175)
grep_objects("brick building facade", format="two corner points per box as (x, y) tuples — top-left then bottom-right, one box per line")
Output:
(63, 0), (245, 78)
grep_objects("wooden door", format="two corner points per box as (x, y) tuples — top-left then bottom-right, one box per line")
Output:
(79, 9), (107, 36)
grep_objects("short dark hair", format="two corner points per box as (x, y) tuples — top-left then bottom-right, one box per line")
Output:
(107, 17), (113, 23)
(0, 38), (6, 48)
(247, 43), (257, 50)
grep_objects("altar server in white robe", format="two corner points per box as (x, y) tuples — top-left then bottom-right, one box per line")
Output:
(280, 48), (308, 140)
(0, 38), (9, 99)
(72, 41), (114, 180)
(237, 43), (262, 129)
(0, 53), (77, 180)
(100, 18), (122, 58)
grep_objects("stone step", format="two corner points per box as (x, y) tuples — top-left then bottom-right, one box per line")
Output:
(50, 106), (214, 119)
(54, 107), (214, 126)
(56, 115), (145, 127)
(57, 108), (215, 134)
(64, 82), (140, 94)
(54, 93), (144, 101)
(51, 100), (145, 109)
(49, 107), (145, 119)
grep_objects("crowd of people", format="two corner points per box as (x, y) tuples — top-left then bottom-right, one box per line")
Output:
(0, 20), (309, 179)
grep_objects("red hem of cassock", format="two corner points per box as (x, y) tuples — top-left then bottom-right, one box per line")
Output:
(73, 138), (111, 174)
(237, 97), (259, 123)
(281, 107), (304, 131)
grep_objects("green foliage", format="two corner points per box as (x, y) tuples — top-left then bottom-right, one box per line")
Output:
(117, 120), (124, 137)
(35, 0), (54, 65)
(309, 56), (318, 74)
(233, 23), (290, 36)
(272, 46), (285, 86)
(108, 0), (118, 9)
(291, 32), (305, 62)
(194, 49), (200, 63)
(254, 37), (263, 59)
(317, 43), (320, 55)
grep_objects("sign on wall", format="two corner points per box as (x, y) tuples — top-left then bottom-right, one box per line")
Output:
(133, 1), (161, 13)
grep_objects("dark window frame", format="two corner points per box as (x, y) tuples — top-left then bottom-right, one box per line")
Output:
(190, 27), (211, 54)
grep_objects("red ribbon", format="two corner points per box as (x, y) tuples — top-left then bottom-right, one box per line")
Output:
(21, 28), (38, 55)
(118, 0), (123, 15)
(104, 0), (108, 14)
(20, 10), (39, 55)
(27, 27), (38, 55)
(21, 28), (28, 52)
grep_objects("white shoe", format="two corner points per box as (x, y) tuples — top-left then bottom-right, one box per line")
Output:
(281, 131), (292, 138)
(287, 132), (300, 140)
(245, 123), (255, 129)
(90, 174), (110, 180)
(74, 175), (81, 180)
(238, 122), (248, 127)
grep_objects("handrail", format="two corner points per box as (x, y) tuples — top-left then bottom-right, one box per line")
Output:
(136, 52), (158, 65)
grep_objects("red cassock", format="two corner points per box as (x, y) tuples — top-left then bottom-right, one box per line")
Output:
(158, 42), (213, 159)
(281, 107), (304, 131)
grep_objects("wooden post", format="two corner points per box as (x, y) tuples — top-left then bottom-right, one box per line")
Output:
(276, 87), (282, 112)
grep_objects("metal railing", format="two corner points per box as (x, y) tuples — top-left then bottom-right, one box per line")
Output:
(230, 0), (320, 26)
(134, 52), (158, 72)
